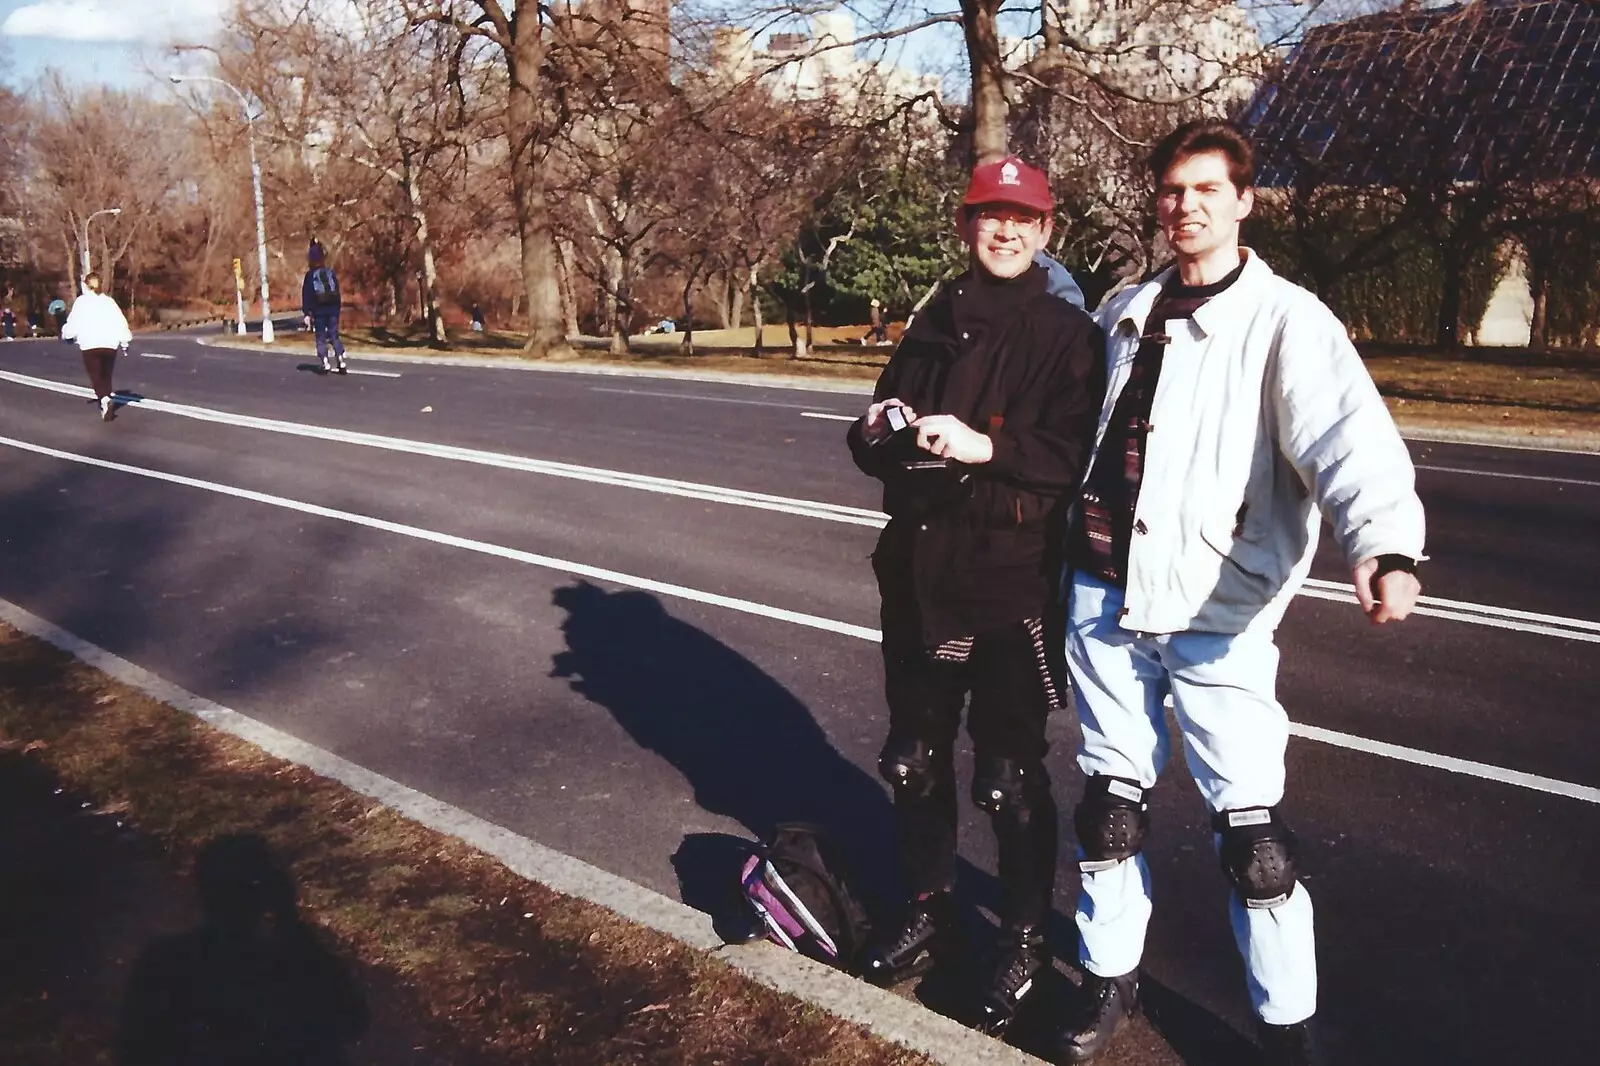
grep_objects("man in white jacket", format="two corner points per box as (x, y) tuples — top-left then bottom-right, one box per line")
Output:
(1054, 121), (1425, 1066)
(62, 273), (133, 422)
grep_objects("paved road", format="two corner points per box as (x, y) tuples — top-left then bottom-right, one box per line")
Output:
(2, 333), (1597, 1065)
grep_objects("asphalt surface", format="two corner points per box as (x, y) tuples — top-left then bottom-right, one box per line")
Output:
(1, 331), (1597, 1065)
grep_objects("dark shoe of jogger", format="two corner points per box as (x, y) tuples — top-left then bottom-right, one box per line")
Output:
(1054, 968), (1138, 1064)
(974, 923), (1048, 1037)
(1258, 1018), (1317, 1066)
(860, 891), (961, 987)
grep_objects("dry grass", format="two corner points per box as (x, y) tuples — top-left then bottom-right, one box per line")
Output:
(0, 624), (931, 1066)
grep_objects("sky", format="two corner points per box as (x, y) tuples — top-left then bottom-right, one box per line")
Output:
(0, 0), (227, 89)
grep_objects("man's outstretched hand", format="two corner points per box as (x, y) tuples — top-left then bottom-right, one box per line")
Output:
(1352, 557), (1421, 625)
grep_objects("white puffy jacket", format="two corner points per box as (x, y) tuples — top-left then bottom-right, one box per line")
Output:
(1088, 250), (1426, 636)
(61, 291), (132, 352)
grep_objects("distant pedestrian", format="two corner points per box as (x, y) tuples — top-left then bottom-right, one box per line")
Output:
(1, 307), (14, 340)
(864, 298), (889, 345)
(470, 303), (485, 332)
(301, 240), (347, 374)
(48, 298), (67, 336)
(60, 272), (132, 422)
(27, 309), (42, 337)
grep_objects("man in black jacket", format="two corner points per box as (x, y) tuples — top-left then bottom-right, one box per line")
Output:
(847, 156), (1105, 1036)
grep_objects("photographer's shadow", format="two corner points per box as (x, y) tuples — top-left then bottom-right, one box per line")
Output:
(119, 834), (368, 1066)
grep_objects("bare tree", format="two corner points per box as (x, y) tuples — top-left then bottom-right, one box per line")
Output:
(405, 0), (574, 357)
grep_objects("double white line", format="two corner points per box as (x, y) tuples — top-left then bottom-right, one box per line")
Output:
(2, 367), (1596, 644)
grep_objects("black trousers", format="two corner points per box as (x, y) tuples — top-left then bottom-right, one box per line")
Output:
(881, 619), (1059, 929)
(81, 348), (117, 399)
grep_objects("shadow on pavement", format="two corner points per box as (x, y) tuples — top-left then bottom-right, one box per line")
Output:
(119, 834), (369, 1066)
(549, 580), (899, 903)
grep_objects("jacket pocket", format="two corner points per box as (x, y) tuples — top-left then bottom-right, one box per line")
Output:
(1197, 512), (1282, 586)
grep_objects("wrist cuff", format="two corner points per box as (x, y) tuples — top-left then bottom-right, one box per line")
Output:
(1373, 554), (1418, 580)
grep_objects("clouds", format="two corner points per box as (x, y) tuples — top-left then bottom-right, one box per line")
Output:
(0, 0), (226, 43)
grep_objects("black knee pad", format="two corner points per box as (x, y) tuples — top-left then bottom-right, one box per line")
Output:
(878, 734), (950, 800)
(970, 755), (1050, 821)
(1074, 775), (1150, 872)
(1213, 807), (1299, 909)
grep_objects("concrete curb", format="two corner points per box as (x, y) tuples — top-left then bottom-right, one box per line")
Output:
(195, 336), (1600, 454)
(0, 597), (1046, 1066)
(1394, 423), (1600, 454)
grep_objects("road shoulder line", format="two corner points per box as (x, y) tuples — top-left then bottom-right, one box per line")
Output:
(0, 595), (1044, 1066)
(190, 335), (1600, 454)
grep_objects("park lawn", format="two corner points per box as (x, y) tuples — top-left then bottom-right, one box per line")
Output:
(0, 623), (930, 1066)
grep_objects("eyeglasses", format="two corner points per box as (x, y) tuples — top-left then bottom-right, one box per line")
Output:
(973, 210), (1046, 233)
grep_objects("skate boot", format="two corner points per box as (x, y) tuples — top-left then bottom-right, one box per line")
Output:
(1258, 1019), (1317, 1066)
(860, 892), (960, 987)
(1055, 968), (1138, 1063)
(975, 923), (1048, 1037)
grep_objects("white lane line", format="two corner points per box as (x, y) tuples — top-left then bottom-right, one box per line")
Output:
(0, 434), (883, 644)
(0, 597), (1040, 1066)
(4, 433), (1597, 808)
(0, 370), (886, 527)
(1420, 460), (1593, 486)
(346, 369), (402, 379)
(590, 385), (822, 411)
(1290, 723), (1600, 805)
(1299, 579), (1600, 641)
(3, 368), (1596, 643)
(802, 412), (859, 422)
(1416, 464), (1600, 488)
(140, 352), (177, 360)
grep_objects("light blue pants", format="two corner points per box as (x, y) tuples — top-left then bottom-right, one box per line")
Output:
(311, 312), (345, 365)
(1066, 573), (1317, 1025)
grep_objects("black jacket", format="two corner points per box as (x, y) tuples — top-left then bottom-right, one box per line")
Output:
(848, 264), (1105, 646)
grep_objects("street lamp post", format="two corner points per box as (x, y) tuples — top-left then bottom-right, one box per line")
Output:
(171, 74), (274, 343)
(80, 206), (121, 283)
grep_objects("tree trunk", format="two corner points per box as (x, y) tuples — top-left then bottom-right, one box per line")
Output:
(681, 273), (696, 356)
(785, 298), (807, 360)
(1529, 273), (1549, 350)
(1436, 252), (1463, 348)
(711, 273), (732, 329)
(730, 276), (745, 331)
(404, 157), (449, 348)
(1525, 241), (1551, 351)
(556, 239), (580, 339)
(608, 246), (630, 355)
(750, 263), (765, 357)
(961, 0), (1009, 164)
(506, 3), (572, 358)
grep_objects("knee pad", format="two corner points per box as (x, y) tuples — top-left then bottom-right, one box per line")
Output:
(970, 755), (1050, 821)
(878, 734), (950, 800)
(1074, 775), (1150, 872)
(1214, 807), (1299, 909)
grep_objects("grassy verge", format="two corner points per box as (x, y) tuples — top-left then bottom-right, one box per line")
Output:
(0, 622), (929, 1066)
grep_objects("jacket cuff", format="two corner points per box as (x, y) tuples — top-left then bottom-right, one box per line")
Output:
(986, 429), (1020, 475)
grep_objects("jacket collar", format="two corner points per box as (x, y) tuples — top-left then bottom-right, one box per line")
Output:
(1111, 249), (1274, 341)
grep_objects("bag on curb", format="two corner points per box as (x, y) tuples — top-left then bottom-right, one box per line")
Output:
(739, 823), (871, 973)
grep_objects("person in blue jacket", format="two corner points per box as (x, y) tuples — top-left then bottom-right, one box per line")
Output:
(301, 241), (347, 374)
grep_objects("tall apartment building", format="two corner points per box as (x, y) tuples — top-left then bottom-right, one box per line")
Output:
(710, 10), (943, 111)
(1048, 0), (1265, 109)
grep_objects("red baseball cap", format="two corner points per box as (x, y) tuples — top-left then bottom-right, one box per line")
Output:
(963, 156), (1054, 213)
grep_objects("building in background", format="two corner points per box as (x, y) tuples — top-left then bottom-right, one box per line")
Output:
(1242, 0), (1600, 346)
(711, 10), (943, 111)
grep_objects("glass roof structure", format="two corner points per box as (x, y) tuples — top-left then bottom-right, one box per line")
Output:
(1241, 0), (1600, 187)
